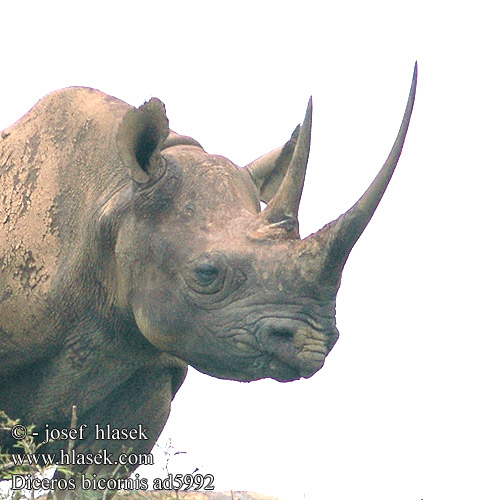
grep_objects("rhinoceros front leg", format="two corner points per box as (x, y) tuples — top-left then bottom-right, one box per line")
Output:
(49, 361), (186, 500)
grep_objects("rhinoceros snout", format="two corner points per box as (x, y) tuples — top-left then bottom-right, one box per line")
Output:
(257, 319), (331, 379)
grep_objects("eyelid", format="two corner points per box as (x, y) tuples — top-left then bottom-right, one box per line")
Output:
(195, 264), (219, 282)
(187, 253), (227, 294)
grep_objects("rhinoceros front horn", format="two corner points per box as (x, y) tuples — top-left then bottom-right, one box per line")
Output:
(300, 63), (417, 286)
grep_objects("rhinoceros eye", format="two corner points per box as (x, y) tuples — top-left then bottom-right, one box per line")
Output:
(194, 263), (219, 284)
(188, 253), (227, 294)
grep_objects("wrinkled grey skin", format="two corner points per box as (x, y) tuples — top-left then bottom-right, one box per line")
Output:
(0, 66), (416, 496)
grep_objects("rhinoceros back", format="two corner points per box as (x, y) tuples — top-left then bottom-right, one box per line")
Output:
(0, 88), (130, 372)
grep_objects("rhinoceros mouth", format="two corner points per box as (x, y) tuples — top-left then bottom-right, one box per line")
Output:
(268, 356), (324, 381)
(267, 359), (304, 381)
(251, 319), (332, 381)
(228, 331), (325, 381)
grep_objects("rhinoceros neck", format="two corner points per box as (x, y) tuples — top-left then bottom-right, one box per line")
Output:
(0, 304), (186, 424)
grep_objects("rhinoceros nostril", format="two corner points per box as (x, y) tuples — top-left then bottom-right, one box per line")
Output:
(269, 329), (295, 345)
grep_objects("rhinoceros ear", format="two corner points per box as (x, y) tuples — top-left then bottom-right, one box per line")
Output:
(244, 125), (300, 203)
(117, 98), (169, 184)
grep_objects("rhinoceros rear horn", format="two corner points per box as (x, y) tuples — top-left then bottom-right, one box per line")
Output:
(246, 98), (312, 239)
(245, 124), (301, 204)
(117, 98), (169, 184)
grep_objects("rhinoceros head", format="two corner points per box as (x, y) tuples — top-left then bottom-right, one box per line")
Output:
(113, 66), (416, 382)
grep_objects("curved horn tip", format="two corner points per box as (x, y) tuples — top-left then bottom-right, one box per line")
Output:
(410, 62), (418, 101)
(305, 96), (313, 123)
(298, 97), (313, 141)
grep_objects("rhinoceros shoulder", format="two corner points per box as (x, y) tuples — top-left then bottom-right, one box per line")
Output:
(0, 87), (134, 372)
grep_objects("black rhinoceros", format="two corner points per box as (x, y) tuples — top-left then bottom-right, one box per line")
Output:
(0, 65), (416, 495)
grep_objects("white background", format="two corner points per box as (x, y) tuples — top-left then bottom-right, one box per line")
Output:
(1, 2), (503, 499)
